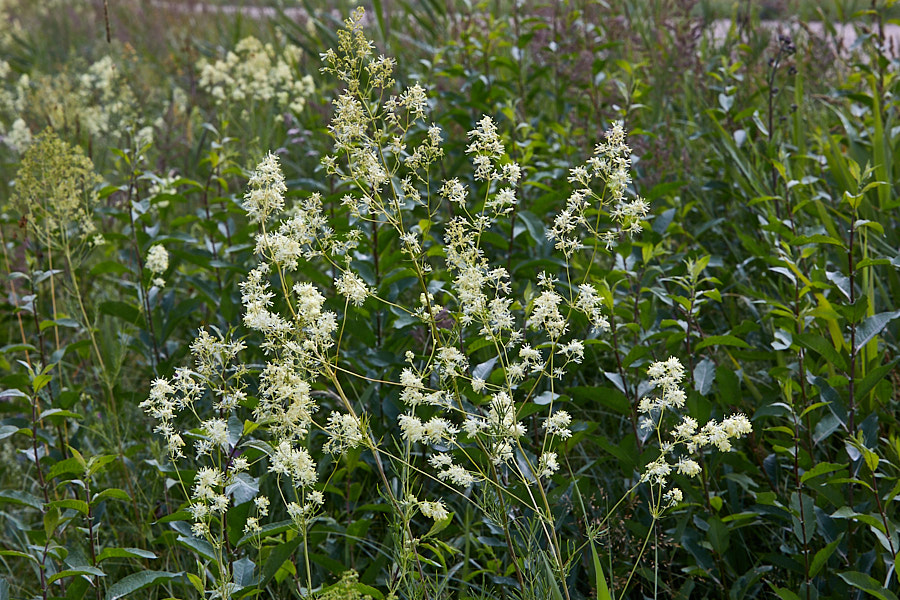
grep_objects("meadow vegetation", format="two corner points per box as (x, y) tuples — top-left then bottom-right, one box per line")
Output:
(1, 1), (899, 599)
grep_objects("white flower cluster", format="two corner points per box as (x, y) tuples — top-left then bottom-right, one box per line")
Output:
(418, 499), (449, 521)
(335, 271), (372, 306)
(545, 410), (572, 439)
(547, 121), (648, 254)
(146, 244), (169, 287)
(140, 330), (253, 543)
(429, 453), (476, 487)
(271, 440), (317, 486)
(189, 466), (231, 540)
(322, 411), (364, 455)
(639, 356), (687, 414)
(637, 357), (752, 511)
(0, 58), (30, 152)
(198, 36), (314, 116)
(2, 55), (141, 149)
(243, 152), (286, 224)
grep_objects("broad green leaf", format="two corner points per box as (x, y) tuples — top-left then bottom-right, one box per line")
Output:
(87, 455), (118, 477)
(48, 457), (86, 480)
(855, 310), (900, 352)
(48, 499), (89, 515)
(48, 566), (105, 585)
(44, 506), (61, 539)
(105, 571), (184, 600)
(97, 547), (156, 562)
(0, 550), (37, 563)
(770, 586), (801, 600)
(260, 536), (303, 588)
(693, 358), (715, 395)
(176, 534), (215, 562)
(99, 301), (142, 326)
(800, 462), (845, 484)
(862, 447), (880, 473)
(32, 374), (52, 393)
(0, 489), (43, 510)
(694, 335), (751, 351)
(809, 535), (842, 577)
(38, 409), (83, 421)
(792, 234), (845, 247)
(790, 492), (815, 545)
(856, 358), (900, 400)
(707, 516), (730, 554)
(799, 401), (830, 418)
(795, 333), (847, 370)
(92, 488), (131, 504)
(424, 512), (454, 539)
(90, 261), (132, 276)
(837, 571), (898, 600)
(232, 557), (255, 587)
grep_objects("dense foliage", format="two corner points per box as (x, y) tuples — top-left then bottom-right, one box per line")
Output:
(1, 1), (899, 599)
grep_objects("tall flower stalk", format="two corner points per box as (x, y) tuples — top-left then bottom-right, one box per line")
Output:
(142, 9), (753, 598)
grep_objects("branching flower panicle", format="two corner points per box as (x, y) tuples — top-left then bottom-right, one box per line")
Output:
(638, 357), (752, 511)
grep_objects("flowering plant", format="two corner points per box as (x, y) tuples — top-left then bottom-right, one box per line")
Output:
(142, 9), (751, 598)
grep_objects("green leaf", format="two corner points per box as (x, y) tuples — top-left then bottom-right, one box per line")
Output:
(770, 586), (801, 600)
(792, 234), (845, 247)
(694, 358), (716, 396)
(97, 547), (156, 562)
(855, 310), (900, 352)
(48, 499), (89, 515)
(48, 567), (105, 585)
(795, 333), (847, 370)
(589, 537), (613, 600)
(105, 571), (184, 600)
(541, 552), (565, 600)
(38, 409), (83, 421)
(44, 506), (61, 539)
(694, 335), (750, 351)
(831, 507), (883, 530)
(424, 512), (454, 539)
(0, 388), (28, 400)
(232, 556), (255, 587)
(800, 462), (845, 484)
(856, 358), (900, 400)
(809, 535), (842, 578)
(862, 447), (879, 473)
(837, 571), (898, 600)
(32, 374), (52, 393)
(0, 550), (38, 563)
(707, 516), (730, 554)
(48, 457), (87, 480)
(260, 536), (303, 588)
(92, 488), (131, 504)
(87, 455), (118, 477)
(790, 492), (816, 545)
(0, 425), (19, 441)
(176, 534), (215, 562)
(799, 401), (830, 418)
(0, 489), (43, 510)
